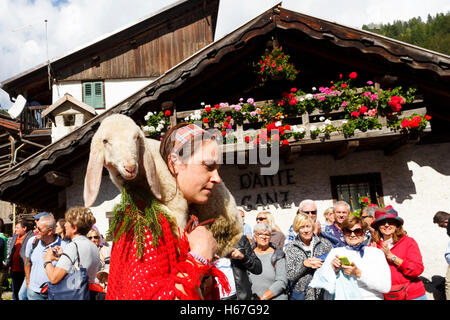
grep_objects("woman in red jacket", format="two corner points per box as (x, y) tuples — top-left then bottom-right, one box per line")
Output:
(371, 206), (427, 300)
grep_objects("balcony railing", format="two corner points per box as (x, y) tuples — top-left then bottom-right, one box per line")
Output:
(19, 105), (52, 133)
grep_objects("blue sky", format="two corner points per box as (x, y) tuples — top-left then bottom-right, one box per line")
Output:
(1, 0), (449, 110)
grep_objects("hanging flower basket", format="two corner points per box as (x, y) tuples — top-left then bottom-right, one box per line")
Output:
(253, 46), (299, 87)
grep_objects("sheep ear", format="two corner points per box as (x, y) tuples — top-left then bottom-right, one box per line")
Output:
(84, 135), (104, 207)
(141, 136), (162, 200)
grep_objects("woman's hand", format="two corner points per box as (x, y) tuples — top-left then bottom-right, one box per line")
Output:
(342, 263), (362, 279)
(304, 257), (323, 269)
(44, 246), (61, 262)
(381, 242), (394, 260)
(229, 248), (244, 260)
(187, 226), (217, 262)
(331, 255), (342, 272)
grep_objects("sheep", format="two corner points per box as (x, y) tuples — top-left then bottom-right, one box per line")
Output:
(83, 114), (242, 257)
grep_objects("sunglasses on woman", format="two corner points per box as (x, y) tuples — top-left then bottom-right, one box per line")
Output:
(256, 217), (267, 221)
(88, 236), (100, 240)
(343, 228), (364, 237)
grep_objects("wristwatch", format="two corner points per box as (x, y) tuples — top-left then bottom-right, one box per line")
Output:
(390, 255), (397, 263)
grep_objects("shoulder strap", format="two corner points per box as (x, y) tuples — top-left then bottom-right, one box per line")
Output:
(60, 241), (82, 268)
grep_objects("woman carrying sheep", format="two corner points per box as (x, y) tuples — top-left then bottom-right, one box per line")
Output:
(105, 122), (230, 300)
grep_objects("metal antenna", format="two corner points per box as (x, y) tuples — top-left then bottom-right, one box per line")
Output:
(45, 19), (52, 90)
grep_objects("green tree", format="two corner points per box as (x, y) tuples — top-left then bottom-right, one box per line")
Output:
(362, 12), (450, 55)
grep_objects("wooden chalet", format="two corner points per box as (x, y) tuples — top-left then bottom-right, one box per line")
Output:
(0, 3), (449, 295)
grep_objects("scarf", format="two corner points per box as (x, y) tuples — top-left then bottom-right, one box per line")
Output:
(344, 242), (366, 258)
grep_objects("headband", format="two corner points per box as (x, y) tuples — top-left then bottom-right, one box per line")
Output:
(172, 124), (205, 154)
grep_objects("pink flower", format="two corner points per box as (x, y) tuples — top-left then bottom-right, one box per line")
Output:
(318, 96), (326, 102)
(351, 111), (360, 117)
(370, 94), (378, 101)
(367, 81), (373, 85)
(341, 101), (349, 108)
(367, 109), (377, 117)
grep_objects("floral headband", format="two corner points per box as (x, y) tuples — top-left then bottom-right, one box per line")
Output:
(171, 124), (206, 154)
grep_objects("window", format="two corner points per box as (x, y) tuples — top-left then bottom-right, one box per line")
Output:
(83, 81), (104, 109)
(330, 172), (384, 211)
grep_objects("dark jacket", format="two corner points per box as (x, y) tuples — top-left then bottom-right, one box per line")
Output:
(229, 235), (262, 300)
(6, 230), (34, 271)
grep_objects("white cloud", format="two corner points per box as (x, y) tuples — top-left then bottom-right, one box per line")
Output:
(1, 0), (449, 110)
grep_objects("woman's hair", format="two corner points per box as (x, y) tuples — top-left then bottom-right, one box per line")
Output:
(323, 207), (334, 218)
(56, 218), (66, 237)
(292, 213), (314, 234)
(257, 211), (276, 230)
(160, 122), (216, 167)
(253, 222), (272, 235)
(65, 206), (96, 236)
(17, 218), (34, 232)
(372, 219), (407, 244)
(88, 225), (105, 247)
(341, 216), (368, 233)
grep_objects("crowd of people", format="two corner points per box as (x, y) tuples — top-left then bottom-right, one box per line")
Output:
(217, 201), (449, 301)
(0, 121), (448, 301)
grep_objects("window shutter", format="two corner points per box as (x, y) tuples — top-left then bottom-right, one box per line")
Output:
(83, 81), (104, 109)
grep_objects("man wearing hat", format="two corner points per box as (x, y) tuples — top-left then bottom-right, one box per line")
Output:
(371, 206), (427, 300)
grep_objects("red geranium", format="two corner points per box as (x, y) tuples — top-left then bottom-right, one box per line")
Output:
(288, 98), (297, 106)
(214, 104), (220, 109)
(205, 105), (212, 112)
(349, 72), (357, 79)
(351, 111), (360, 117)
(164, 110), (171, 117)
(291, 87), (297, 93)
(284, 124), (291, 131)
(425, 115), (432, 121)
(388, 96), (405, 112)
(203, 118), (209, 123)
(281, 139), (289, 146)
(401, 118), (409, 128)
(244, 136), (250, 143)
(359, 106), (368, 114)
(341, 83), (347, 89)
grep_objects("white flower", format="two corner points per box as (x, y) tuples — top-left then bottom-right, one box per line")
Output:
(184, 116), (190, 121)
(319, 116), (325, 122)
(298, 126), (306, 133)
(305, 93), (313, 100)
(324, 119), (332, 125)
(143, 125), (150, 132)
(201, 102), (205, 106)
(275, 121), (282, 127)
(312, 87), (317, 91)
(144, 115), (150, 121)
(310, 125), (317, 131)
(320, 125), (326, 131)
(342, 120), (348, 124)
(148, 126), (156, 132)
(299, 97), (305, 102)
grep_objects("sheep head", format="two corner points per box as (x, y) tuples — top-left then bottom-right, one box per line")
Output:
(84, 114), (161, 207)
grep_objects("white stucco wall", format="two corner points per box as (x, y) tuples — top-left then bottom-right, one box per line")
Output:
(66, 142), (450, 299)
(52, 78), (153, 112)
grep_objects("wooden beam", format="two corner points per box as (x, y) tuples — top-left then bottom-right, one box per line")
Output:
(284, 145), (301, 164)
(20, 138), (45, 149)
(384, 135), (420, 156)
(44, 171), (73, 187)
(335, 140), (359, 160)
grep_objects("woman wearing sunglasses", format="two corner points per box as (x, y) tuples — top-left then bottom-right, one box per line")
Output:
(372, 206), (426, 300)
(86, 226), (111, 298)
(310, 215), (391, 299)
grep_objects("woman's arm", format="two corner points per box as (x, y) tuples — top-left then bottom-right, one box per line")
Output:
(43, 248), (68, 284)
(264, 258), (288, 299)
(285, 245), (309, 282)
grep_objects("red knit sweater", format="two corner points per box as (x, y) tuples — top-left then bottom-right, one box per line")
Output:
(376, 235), (426, 300)
(106, 213), (229, 300)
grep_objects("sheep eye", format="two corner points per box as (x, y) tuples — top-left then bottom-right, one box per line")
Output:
(103, 139), (108, 144)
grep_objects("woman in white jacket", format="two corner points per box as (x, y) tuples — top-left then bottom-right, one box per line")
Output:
(310, 216), (391, 300)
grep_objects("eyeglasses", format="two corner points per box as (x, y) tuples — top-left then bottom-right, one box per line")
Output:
(343, 228), (364, 237)
(302, 210), (317, 215)
(360, 216), (371, 219)
(88, 236), (100, 240)
(256, 234), (270, 239)
(256, 217), (267, 221)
